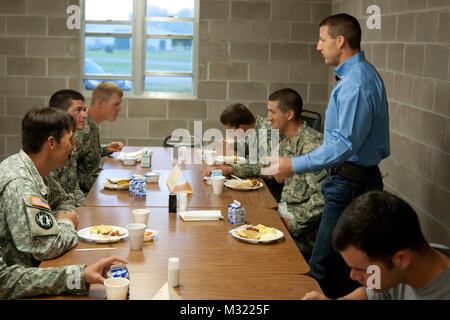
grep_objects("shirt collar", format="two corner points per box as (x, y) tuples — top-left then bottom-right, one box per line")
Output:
(19, 149), (49, 196)
(334, 51), (366, 80)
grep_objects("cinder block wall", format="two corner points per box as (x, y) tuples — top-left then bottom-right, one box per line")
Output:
(330, 0), (449, 245)
(0, 0), (331, 159)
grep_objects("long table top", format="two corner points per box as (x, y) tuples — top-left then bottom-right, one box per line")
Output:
(84, 147), (277, 208)
(35, 146), (320, 300)
(38, 206), (315, 299)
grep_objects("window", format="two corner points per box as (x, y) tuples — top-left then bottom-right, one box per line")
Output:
(81, 0), (198, 98)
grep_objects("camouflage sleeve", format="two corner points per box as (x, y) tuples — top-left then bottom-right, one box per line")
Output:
(0, 255), (88, 299)
(79, 174), (98, 196)
(231, 163), (262, 178)
(288, 190), (323, 237)
(101, 144), (109, 157)
(45, 175), (76, 213)
(74, 128), (89, 162)
(286, 172), (324, 254)
(74, 129), (96, 193)
(3, 180), (78, 262)
(73, 182), (85, 207)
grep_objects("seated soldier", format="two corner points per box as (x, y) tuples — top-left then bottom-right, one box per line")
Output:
(48, 89), (88, 207)
(205, 88), (325, 260)
(220, 103), (275, 158)
(216, 103), (285, 202)
(0, 254), (127, 299)
(75, 81), (124, 195)
(0, 107), (79, 268)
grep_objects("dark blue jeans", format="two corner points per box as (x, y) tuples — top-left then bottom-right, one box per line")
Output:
(308, 173), (383, 299)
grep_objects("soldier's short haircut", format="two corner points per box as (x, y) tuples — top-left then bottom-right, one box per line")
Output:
(91, 81), (123, 106)
(268, 88), (303, 121)
(22, 107), (76, 154)
(220, 103), (256, 128)
(332, 190), (428, 268)
(48, 89), (85, 111)
(319, 13), (361, 51)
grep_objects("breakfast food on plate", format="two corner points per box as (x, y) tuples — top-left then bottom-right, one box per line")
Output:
(236, 229), (260, 240)
(144, 230), (153, 237)
(90, 225), (125, 237)
(228, 179), (259, 188)
(257, 224), (279, 240)
(107, 178), (130, 188)
(235, 224), (278, 241)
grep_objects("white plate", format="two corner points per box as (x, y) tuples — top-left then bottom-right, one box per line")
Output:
(224, 180), (263, 191)
(102, 181), (129, 190)
(231, 225), (284, 244)
(215, 155), (246, 164)
(78, 226), (128, 243)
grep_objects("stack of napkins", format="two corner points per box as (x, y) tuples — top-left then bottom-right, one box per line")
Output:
(179, 210), (223, 221)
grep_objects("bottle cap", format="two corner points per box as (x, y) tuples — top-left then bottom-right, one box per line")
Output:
(168, 257), (179, 269)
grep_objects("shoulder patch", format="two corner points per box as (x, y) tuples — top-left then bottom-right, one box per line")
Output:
(30, 195), (51, 210)
(35, 211), (54, 230)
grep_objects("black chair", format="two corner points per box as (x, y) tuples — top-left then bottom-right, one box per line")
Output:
(163, 135), (202, 148)
(301, 109), (322, 131)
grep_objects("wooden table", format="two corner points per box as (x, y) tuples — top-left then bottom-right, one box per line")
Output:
(38, 206), (316, 299)
(35, 146), (321, 300)
(84, 160), (278, 209)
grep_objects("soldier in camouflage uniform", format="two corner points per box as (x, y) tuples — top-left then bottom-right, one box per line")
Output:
(219, 103), (284, 162)
(218, 103), (285, 200)
(206, 89), (325, 259)
(0, 252), (127, 299)
(0, 108), (80, 270)
(75, 82), (124, 194)
(51, 150), (85, 206)
(48, 89), (88, 207)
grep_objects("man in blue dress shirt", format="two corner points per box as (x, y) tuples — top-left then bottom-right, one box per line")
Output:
(265, 13), (390, 298)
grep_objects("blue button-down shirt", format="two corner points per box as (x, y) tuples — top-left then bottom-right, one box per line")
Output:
(292, 51), (390, 174)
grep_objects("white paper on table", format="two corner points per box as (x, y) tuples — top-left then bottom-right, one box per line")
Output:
(152, 282), (183, 300)
(117, 149), (149, 160)
(167, 165), (193, 193)
(167, 165), (183, 191)
(179, 210), (223, 221)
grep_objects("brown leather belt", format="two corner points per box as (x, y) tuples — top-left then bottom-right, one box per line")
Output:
(329, 162), (380, 183)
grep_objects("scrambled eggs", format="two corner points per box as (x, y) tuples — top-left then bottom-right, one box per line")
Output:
(89, 225), (116, 235)
(255, 224), (278, 240)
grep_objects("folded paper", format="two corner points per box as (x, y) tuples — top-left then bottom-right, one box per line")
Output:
(167, 165), (193, 194)
(152, 282), (183, 300)
(179, 210), (223, 221)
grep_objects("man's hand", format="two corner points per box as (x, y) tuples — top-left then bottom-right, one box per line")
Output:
(84, 256), (128, 284)
(280, 216), (291, 228)
(302, 290), (330, 300)
(202, 166), (234, 178)
(56, 211), (79, 229)
(261, 157), (294, 183)
(107, 141), (124, 153)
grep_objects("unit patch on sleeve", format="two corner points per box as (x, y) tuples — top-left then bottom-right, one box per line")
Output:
(35, 211), (54, 230)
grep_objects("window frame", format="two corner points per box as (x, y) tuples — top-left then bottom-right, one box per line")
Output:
(79, 0), (199, 99)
